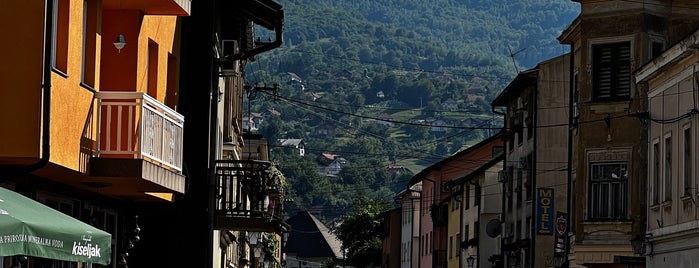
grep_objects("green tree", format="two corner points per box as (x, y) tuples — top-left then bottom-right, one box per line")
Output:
(335, 197), (391, 267)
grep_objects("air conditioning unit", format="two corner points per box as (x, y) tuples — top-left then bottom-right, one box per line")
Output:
(221, 40), (240, 76)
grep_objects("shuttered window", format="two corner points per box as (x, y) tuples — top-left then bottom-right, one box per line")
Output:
(592, 42), (631, 101)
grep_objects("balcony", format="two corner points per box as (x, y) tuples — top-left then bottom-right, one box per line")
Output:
(103, 0), (191, 16)
(214, 159), (285, 233)
(89, 92), (185, 202)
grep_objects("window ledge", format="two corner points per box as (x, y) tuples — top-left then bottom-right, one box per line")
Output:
(650, 204), (661, 211)
(661, 200), (672, 210)
(588, 100), (630, 114)
(681, 195), (693, 203)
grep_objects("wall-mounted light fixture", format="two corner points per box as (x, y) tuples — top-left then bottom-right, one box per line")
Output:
(114, 34), (126, 53)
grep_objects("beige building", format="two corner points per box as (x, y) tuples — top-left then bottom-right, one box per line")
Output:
(636, 28), (699, 267)
(558, 1), (699, 267)
(491, 54), (570, 268)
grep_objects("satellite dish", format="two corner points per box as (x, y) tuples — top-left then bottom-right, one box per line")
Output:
(486, 219), (502, 238)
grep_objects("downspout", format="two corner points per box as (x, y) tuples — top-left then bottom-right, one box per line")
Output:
(207, 2), (219, 268)
(11, 0), (53, 180)
(530, 83), (538, 268)
(566, 45), (574, 268)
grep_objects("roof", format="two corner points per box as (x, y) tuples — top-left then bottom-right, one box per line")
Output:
(279, 138), (303, 147)
(407, 130), (504, 186)
(491, 68), (539, 107)
(444, 152), (504, 188)
(284, 211), (344, 259)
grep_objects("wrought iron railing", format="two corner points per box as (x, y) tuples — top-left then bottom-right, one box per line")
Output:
(214, 159), (284, 221)
(95, 92), (184, 172)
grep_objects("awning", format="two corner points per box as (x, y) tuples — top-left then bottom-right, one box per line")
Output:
(0, 187), (112, 265)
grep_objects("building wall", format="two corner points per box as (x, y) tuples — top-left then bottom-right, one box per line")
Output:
(420, 181), (436, 268)
(639, 30), (699, 266)
(534, 54), (570, 268)
(0, 0), (180, 174)
(560, 1), (699, 266)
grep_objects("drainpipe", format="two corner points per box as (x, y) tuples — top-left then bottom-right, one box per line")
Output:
(530, 84), (538, 268)
(565, 45), (574, 268)
(3, 0), (53, 182)
(207, 2), (219, 268)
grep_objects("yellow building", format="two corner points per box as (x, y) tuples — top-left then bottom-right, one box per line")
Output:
(0, 0), (189, 267)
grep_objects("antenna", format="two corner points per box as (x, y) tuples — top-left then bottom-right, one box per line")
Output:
(508, 45), (527, 73)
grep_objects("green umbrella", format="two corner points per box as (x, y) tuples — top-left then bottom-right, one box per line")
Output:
(0, 186), (112, 265)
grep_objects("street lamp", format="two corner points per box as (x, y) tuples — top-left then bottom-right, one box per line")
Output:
(467, 255), (476, 268)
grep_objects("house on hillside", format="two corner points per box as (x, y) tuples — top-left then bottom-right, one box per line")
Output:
(264, 108), (281, 118)
(313, 123), (336, 139)
(441, 98), (459, 111)
(427, 118), (449, 133)
(377, 113), (394, 127)
(387, 165), (411, 178)
(286, 72), (303, 84)
(317, 153), (347, 179)
(278, 138), (305, 156)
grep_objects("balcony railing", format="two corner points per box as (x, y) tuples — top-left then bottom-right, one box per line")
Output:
(214, 159), (285, 232)
(95, 92), (184, 172)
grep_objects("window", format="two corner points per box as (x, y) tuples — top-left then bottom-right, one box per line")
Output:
(652, 141), (660, 205)
(525, 155), (533, 201)
(589, 162), (628, 220)
(684, 126), (692, 196)
(456, 233), (461, 257)
(664, 135), (672, 202)
(474, 184), (481, 206)
(464, 225), (469, 241)
(52, 0), (69, 74)
(464, 185), (470, 209)
(650, 36), (665, 59)
(516, 169), (522, 207)
(148, 40), (159, 98)
(449, 236), (453, 259)
(81, 0), (99, 88)
(592, 41), (631, 101)
(526, 93), (534, 139)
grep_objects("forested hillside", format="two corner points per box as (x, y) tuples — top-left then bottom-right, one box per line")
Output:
(244, 0), (579, 222)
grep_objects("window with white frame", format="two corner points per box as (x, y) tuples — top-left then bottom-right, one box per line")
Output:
(589, 162), (628, 220)
(664, 134), (672, 202)
(592, 41), (631, 101)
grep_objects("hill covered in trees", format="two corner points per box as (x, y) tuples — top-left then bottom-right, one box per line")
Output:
(244, 0), (579, 222)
